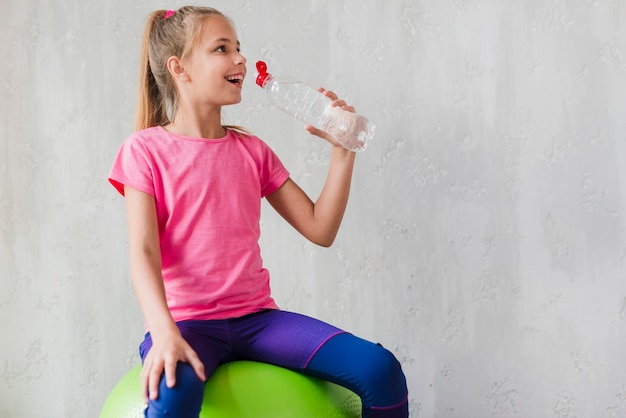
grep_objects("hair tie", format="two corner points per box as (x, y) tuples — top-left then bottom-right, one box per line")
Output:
(164, 10), (175, 19)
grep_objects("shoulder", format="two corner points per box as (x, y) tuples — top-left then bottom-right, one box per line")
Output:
(117, 126), (171, 157)
(228, 128), (276, 155)
(123, 126), (166, 147)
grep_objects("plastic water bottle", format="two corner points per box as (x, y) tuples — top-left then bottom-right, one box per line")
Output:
(255, 61), (375, 152)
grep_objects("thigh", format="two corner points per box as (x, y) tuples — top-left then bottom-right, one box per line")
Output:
(231, 309), (345, 369)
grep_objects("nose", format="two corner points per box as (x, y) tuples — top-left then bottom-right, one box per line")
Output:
(236, 51), (247, 65)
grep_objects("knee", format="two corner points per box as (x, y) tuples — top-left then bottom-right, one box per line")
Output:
(146, 362), (204, 418)
(366, 345), (408, 400)
(307, 333), (408, 411)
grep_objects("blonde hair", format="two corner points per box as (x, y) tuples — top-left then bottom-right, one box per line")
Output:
(136, 6), (248, 134)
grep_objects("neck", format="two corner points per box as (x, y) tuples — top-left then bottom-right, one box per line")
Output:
(168, 103), (226, 139)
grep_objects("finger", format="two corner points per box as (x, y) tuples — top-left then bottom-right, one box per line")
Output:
(305, 125), (327, 138)
(164, 358), (177, 389)
(330, 99), (347, 108)
(340, 104), (356, 113)
(304, 125), (339, 146)
(147, 359), (165, 400)
(318, 87), (339, 101)
(186, 351), (206, 381)
(140, 364), (150, 403)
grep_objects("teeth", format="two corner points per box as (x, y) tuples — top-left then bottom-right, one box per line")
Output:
(226, 75), (243, 81)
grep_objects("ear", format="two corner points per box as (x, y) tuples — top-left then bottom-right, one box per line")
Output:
(167, 56), (190, 82)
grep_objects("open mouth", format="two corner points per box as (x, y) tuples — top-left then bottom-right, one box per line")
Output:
(226, 75), (243, 86)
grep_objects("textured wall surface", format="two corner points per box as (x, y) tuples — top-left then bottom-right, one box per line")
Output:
(2, 1), (626, 417)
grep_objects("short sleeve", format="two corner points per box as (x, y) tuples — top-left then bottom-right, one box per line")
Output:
(258, 140), (290, 197)
(108, 136), (156, 197)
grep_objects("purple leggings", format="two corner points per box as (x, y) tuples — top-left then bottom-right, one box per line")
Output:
(139, 309), (408, 417)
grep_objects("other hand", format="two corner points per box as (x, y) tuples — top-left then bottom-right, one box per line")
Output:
(140, 332), (206, 402)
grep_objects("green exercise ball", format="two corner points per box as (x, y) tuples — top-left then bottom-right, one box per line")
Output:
(99, 360), (362, 418)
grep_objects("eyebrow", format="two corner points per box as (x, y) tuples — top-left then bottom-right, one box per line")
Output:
(213, 38), (240, 46)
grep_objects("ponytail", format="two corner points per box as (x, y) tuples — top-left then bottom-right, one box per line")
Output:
(135, 11), (170, 131)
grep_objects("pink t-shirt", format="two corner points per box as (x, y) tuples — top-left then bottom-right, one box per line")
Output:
(108, 126), (290, 324)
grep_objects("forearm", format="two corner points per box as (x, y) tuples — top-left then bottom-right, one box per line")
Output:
(310, 146), (356, 245)
(267, 145), (357, 246)
(129, 250), (180, 341)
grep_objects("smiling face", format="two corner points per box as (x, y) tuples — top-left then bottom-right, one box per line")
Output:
(179, 15), (247, 108)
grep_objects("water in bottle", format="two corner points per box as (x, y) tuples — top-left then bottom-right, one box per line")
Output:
(255, 61), (374, 152)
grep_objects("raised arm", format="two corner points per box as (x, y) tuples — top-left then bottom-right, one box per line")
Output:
(265, 89), (357, 247)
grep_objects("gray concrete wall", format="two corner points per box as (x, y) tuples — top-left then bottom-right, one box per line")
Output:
(1, 1), (625, 416)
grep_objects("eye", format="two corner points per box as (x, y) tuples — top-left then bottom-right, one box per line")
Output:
(216, 45), (226, 52)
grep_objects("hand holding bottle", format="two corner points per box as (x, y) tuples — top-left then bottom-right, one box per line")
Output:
(304, 87), (359, 148)
(256, 61), (375, 152)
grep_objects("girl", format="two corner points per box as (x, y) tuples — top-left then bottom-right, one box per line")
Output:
(109, 6), (408, 418)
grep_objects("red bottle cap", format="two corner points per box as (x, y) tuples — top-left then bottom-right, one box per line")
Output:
(256, 60), (271, 87)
